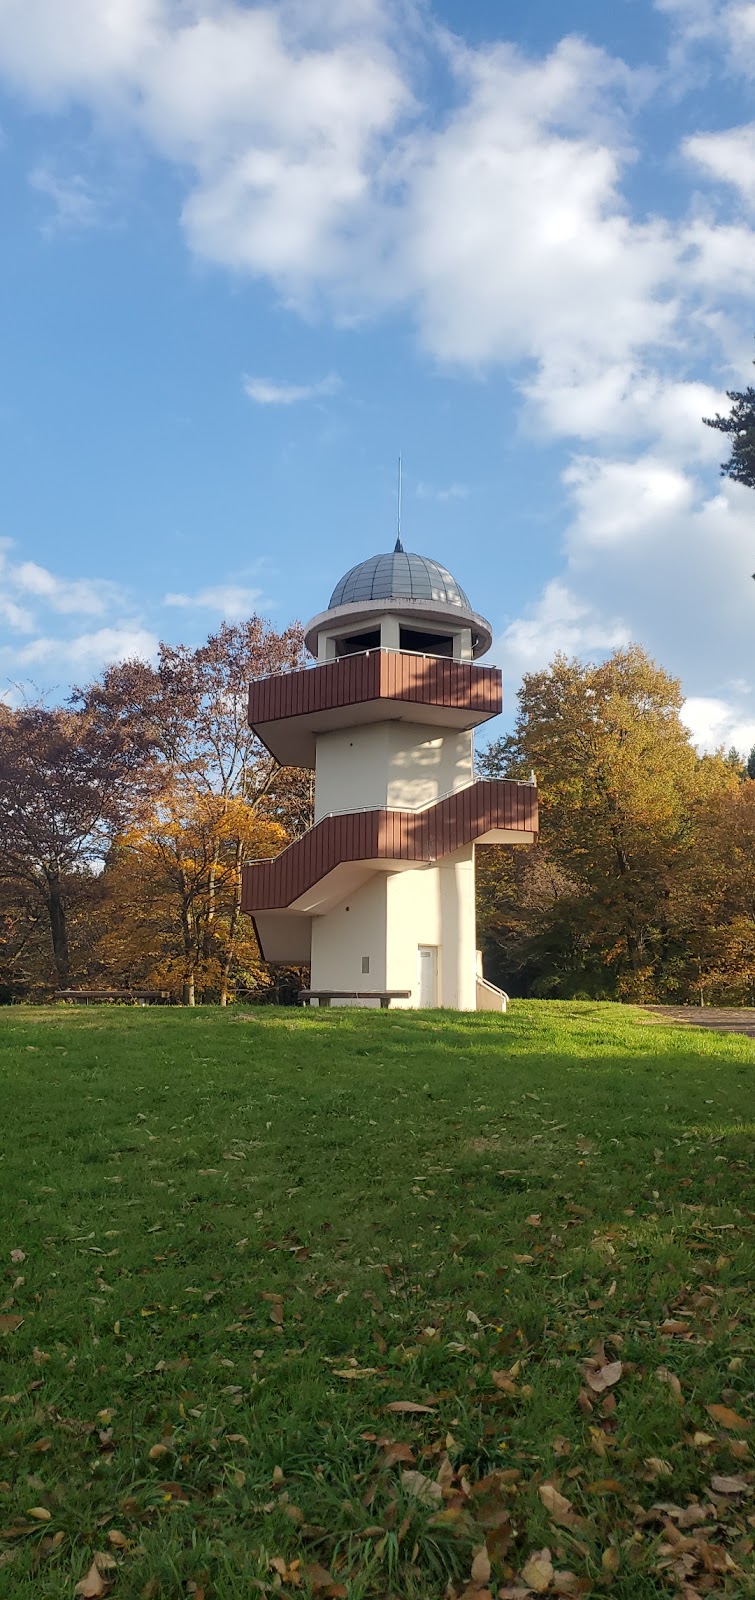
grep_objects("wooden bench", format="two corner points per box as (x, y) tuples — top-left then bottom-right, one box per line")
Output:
(57, 990), (172, 1006)
(299, 990), (411, 1010)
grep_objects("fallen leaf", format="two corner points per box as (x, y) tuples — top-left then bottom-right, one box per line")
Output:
(0, 1316), (23, 1335)
(332, 1367), (378, 1380)
(656, 1367), (682, 1402)
(659, 1320), (690, 1336)
(270, 1303), (284, 1325)
(710, 1474), (748, 1495)
(521, 1548), (554, 1592)
(75, 1561), (111, 1598)
(584, 1360), (622, 1393)
(10, 1251), (25, 1265)
(380, 1441), (415, 1467)
(386, 1400), (435, 1414)
(148, 1443), (170, 1462)
(304, 1563), (336, 1592)
(539, 1484), (575, 1525)
(26, 1507), (51, 1522)
(401, 1469), (443, 1506)
(645, 1458), (673, 1478)
(706, 1404), (751, 1433)
(107, 1531), (129, 1548)
(471, 1545), (492, 1584)
(526, 1214), (542, 1226)
(553, 1574), (581, 1595)
(601, 1546), (620, 1575)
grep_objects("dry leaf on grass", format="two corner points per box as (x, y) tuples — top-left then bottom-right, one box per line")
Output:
(75, 1561), (111, 1598)
(401, 1469), (443, 1506)
(10, 1250), (25, 1265)
(26, 1508), (51, 1522)
(386, 1400), (435, 1414)
(147, 1443), (170, 1462)
(521, 1548), (554, 1592)
(538, 1484), (575, 1525)
(706, 1404), (750, 1433)
(583, 1359), (622, 1393)
(710, 1474), (749, 1495)
(0, 1316), (23, 1334)
(471, 1544), (492, 1584)
(332, 1367), (378, 1380)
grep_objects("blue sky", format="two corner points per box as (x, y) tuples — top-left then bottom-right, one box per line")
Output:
(1, 0), (755, 752)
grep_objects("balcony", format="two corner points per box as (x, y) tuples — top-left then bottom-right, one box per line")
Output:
(248, 649), (503, 768)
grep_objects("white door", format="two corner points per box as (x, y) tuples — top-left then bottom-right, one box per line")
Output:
(418, 945), (438, 1008)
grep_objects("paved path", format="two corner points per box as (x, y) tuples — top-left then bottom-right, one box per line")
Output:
(645, 1005), (755, 1038)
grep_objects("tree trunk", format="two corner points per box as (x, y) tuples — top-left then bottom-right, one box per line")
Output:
(178, 864), (196, 1006)
(46, 876), (70, 986)
(219, 836), (245, 1007)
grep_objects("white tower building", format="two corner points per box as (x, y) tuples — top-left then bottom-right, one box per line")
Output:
(242, 540), (537, 1009)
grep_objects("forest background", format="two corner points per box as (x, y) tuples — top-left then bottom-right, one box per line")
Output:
(2, 616), (755, 1008)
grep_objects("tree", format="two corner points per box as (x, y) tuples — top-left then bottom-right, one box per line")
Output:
(92, 794), (287, 1004)
(0, 703), (153, 987)
(703, 346), (755, 489)
(79, 617), (310, 1003)
(483, 646), (737, 1000)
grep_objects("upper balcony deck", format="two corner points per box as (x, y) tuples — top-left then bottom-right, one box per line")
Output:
(248, 648), (503, 768)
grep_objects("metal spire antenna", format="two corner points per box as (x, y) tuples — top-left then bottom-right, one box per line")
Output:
(395, 456), (404, 553)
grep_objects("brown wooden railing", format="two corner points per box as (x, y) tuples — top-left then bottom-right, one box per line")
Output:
(241, 779), (537, 912)
(248, 650), (502, 730)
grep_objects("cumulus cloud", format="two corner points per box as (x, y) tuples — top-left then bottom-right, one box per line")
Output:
(163, 583), (265, 620)
(495, 578), (630, 685)
(683, 694), (755, 754)
(243, 372), (341, 405)
(0, 540), (157, 693)
(6, 624), (159, 671)
(686, 123), (755, 208)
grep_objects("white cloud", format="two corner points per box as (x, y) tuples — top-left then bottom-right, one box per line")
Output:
(243, 372), (341, 405)
(495, 578), (630, 684)
(1, 624), (158, 674)
(683, 694), (755, 753)
(8, 558), (124, 615)
(163, 584), (265, 620)
(685, 123), (755, 208)
(29, 166), (102, 231)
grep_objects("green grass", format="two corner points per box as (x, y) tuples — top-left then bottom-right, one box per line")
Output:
(0, 1001), (753, 1600)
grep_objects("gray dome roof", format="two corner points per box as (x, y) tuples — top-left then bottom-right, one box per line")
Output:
(330, 549), (471, 611)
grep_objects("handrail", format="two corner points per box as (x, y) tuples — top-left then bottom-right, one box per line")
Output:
(245, 776), (536, 865)
(250, 646), (492, 683)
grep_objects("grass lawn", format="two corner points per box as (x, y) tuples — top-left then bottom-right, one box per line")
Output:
(0, 1002), (753, 1600)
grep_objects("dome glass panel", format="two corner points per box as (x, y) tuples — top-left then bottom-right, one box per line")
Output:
(329, 551), (471, 611)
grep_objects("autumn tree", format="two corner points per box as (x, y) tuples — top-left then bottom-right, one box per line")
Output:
(80, 617), (309, 1003)
(0, 702), (153, 987)
(481, 646), (736, 999)
(704, 344), (755, 489)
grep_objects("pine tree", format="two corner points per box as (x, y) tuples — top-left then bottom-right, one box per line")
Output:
(703, 344), (755, 489)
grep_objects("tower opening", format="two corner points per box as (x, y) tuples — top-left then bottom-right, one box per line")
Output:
(399, 626), (454, 658)
(335, 628), (381, 658)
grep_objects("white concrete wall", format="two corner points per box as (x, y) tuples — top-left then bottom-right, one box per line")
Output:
(308, 846), (478, 1010)
(310, 872), (387, 994)
(385, 845), (477, 1009)
(314, 723), (473, 821)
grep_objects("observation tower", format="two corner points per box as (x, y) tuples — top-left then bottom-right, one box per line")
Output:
(241, 538), (538, 1008)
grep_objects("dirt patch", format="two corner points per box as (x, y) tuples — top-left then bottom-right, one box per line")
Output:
(644, 1005), (755, 1038)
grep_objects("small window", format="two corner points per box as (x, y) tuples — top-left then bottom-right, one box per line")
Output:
(336, 629), (381, 658)
(399, 626), (453, 658)
(361, 956), (370, 974)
